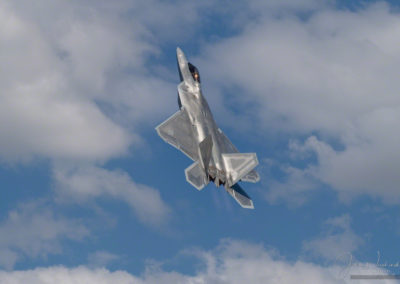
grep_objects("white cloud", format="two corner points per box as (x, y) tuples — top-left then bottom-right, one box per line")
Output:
(263, 159), (321, 207)
(0, 239), (391, 284)
(246, 0), (329, 15)
(0, 0), (224, 163)
(303, 134), (400, 203)
(0, 266), (141, 284)
(53, 165), (171, 227)
(0, 0), (181, 231)
(0, 201), (88, 270)
(199, 2), (400, 204)
(303, 214), (363, 262)
(0, 81), (132, 162)
(87, 251), (119, 268)
(0, 1), (138, 163)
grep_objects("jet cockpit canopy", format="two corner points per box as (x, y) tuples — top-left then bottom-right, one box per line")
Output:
(188, 62), (200, 83)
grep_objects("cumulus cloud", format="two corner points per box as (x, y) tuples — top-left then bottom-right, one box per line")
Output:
(199, 1), (400, 204)
(53, 165), (171, 226)
(87, 251), (120, 268)
(0, 0), (225, 163)
(0, 1), (135, 163)
(300, 134), (400, 203)
(0, 239), (390, 284)
(0, 266), (140, 284)
(303, 214), (363, 262)
(0, 201), (88, 270)
(0, 0), (185, 235)
(263, 158), (321, 207)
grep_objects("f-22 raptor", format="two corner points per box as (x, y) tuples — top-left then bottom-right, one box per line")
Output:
(156, 48), (260, 209)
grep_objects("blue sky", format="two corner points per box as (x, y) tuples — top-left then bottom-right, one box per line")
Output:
(1, 0), (400, 283)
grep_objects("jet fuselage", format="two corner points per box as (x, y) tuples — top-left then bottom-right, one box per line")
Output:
(176, 48), (226, 186)
(156, 47), (259, 208)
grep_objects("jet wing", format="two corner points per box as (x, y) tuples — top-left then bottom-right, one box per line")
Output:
(217, 128), (260, 183)
(156, 109), (198, 161)
(217, 128), (239, 153)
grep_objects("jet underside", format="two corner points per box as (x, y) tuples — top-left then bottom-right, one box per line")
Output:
(156, 47), (260, 209)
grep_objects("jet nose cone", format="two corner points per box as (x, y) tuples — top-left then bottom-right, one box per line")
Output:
(176, 47), (184, 58)
(176, 47), (188, 67)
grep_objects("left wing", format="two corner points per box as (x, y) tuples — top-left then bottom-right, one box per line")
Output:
(156, 109), (198, 161)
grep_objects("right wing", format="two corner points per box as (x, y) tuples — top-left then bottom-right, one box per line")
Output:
(217, 128), (239, 153)
(217, 128), (260, 183)
(156, 109), (198, 161)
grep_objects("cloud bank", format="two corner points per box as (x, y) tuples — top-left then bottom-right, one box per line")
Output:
(0, 202), (88, 270)
(0, 239), (389, 284)
(54, 165), (171, 226)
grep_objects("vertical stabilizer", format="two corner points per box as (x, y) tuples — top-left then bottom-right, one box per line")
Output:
(226, 183), (254, 209)
(198, 135), (213, 172)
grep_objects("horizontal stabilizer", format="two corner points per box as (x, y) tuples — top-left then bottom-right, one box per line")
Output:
(222, 153), (259, 187)
(241, 169), (260, 183)
(185, 161), (208, 190)
(156, 109), (197, 161)
(226, 183), (254, 209)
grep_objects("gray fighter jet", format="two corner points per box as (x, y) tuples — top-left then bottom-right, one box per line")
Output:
(156, 47), (260, 209)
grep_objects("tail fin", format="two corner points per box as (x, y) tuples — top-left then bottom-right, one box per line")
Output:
(185, 161), (208, 190)
(198, 135), (213, 172)
(226, 183), (254, 209)
(222, 153), (258, 187)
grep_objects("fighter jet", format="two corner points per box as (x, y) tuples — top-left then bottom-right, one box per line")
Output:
(156, 48), (260, 209)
